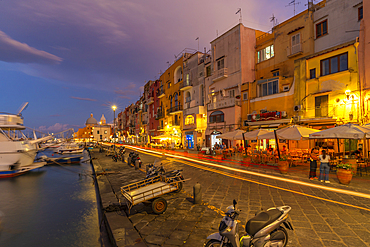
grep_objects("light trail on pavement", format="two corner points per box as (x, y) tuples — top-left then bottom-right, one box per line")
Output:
(122, 145), (370, 212)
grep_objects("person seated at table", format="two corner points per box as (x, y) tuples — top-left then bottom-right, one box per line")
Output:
(236, 143), (239, 150)
(239, 144), (244, 153)
(281, 145), (287, 154)
(267, 145), (274, 155)
(352, 148), (363, 160)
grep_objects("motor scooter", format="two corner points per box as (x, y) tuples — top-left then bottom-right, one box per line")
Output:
(205, 200), (293, 247)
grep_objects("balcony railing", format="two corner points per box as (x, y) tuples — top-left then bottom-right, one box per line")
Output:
(157, 86), (165, 98)
(147, 97), (154, 105)
(287, 43), (302, 57)
(212, 68), (228, 82)
(172, 120), (180, 126)
(179, 81), (193, 91)
(207, 98), (240, 111)
(156, 109), (165, 119)
(168, 105), (182, 114)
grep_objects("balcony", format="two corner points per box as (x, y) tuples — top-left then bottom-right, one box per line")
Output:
(147, 97), (154, 105)
(179, 81), (193, 91)
(168, 105), (182, 115)
(287, 43), (303, 57)
(172, 120), (181, 126)
(212, 68), (228, 82)
(157, 86), (165, 98)
(207, 98), (240, 111)
(156, 110), (165, 119)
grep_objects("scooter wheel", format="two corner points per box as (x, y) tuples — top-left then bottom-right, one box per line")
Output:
(205, 239), (222, 247)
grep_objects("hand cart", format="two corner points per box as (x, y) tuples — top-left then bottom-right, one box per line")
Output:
(120, 175), (186, 214)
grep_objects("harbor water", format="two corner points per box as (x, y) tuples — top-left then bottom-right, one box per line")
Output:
(0, 149), (100, 247)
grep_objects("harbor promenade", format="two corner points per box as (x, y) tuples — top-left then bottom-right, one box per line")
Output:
(91, 145), (370, 247)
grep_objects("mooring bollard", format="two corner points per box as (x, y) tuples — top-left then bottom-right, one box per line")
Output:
(193, 182), (201, 204)
(135, 159), (139, 170)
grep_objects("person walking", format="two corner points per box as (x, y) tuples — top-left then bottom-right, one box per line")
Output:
(319, 150), (331, 183)
(309, 148), (318, 180)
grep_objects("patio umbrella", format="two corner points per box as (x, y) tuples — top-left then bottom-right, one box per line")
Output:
(242, 129), (272, 140)
(216, 129), (246, 140)
(258, 125), (320, 140)
(308, 123), (370, 139)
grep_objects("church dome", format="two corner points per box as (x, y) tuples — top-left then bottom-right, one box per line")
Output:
(86, 113), (98, 125)
(100, 114), (106, 124)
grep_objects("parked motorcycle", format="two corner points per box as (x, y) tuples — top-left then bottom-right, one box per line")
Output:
(112, 146), (126, 162)
(205, 200), (293, 247)
(127, 152), (142, 168)
(146, 159), (184, 192)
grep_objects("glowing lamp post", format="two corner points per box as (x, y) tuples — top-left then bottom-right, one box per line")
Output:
(112, 105), (117, 145)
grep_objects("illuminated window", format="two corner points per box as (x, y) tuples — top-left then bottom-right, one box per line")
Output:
(316, 20), (327, 38)
(104, 130), (107, 134)
(257, 45), (274, 63)
(185, 115), (194, 125)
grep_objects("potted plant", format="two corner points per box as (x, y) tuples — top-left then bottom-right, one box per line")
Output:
(243, 155), (252, 163)
(336, 163), (353, 185)
(278, 156), (289, 174)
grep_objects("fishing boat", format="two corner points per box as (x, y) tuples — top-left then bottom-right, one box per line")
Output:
(0, 103), (51, 178)
(55, 143), (84, 154)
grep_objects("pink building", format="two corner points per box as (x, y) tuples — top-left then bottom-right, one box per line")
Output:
(148, 80), (160, 141)
(359, 0), (369, 120)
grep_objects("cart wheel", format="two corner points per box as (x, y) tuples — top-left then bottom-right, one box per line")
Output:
(152, 197), (167, 214)
(174, 181), (183, 193)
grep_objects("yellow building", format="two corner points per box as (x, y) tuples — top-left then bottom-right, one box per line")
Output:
(296, 41), (360, 125)
(242, 7), (319, 131)
(156, 52), (191, 147)
(74, 113), (111, 142)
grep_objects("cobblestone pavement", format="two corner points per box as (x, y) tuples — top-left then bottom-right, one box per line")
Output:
(92, 146), (370, 247)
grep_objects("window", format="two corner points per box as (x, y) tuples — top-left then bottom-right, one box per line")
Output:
(206, 66), (211, 77)
(358, 6), (363, 21)
(217, 58), (224, 70)
(315, 95), (328, 117)
(310, 68), (316, 79)
(272, 71), (279, 77)
(316, 20), (328, 38)
(320, 53), (348, 76)
(257, 45), (274, 63)
(291, 33), (301, 54)
(209, 111), (224, 123)
(97, 130), (100, 134)
(229, 89), (235, 98)
(104, 130), (107, 134)
(259, 79), (279, 97)
(185, 115), (194, 125)
(243, 92), (248, 101)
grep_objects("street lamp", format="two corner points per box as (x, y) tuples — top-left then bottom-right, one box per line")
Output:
(112, 105), (117, 148)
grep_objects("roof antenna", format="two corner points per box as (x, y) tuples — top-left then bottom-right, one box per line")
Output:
(270, 14), (278, 29)
(196, 37), (199, 51)
(286, 0), (301, 16)
(236, 8), (242, 23)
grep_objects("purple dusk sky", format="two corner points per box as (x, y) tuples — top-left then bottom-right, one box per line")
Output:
(0, 0), (307, 133)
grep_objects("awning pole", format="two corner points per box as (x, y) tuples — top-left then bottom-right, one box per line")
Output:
(274, 130), (280, 159)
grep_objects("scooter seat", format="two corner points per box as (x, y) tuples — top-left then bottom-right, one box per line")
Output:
(245, 209), (282, 236)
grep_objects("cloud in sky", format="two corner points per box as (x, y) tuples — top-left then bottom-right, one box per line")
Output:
(0, 0), (309, 129)
(70, 96), (97, 102)
(0, 30), (62, 65)
(38, 123), (70, 132)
